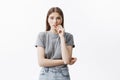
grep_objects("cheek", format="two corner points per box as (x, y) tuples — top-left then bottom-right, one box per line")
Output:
(57, 20), (62, 24)
(48, 19), (52, 24)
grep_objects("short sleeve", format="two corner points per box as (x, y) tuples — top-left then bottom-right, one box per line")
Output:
(35, 32), (45, 48)
(66, 33), (75, 48)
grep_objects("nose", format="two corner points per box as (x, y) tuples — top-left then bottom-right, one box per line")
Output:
(53, 18), (57, 23)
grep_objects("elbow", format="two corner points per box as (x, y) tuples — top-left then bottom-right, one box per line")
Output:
(38, 63), (44, 67)
(38, 62), (43, 67)
(63, 60), (71, 64)
(63, 57), (71, 64)
(38, 60), (44, 67)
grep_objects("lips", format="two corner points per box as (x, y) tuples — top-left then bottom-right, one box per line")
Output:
(53, 25), (57, 28)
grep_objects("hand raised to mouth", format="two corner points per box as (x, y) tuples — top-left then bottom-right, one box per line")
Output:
(55, 25), (64, 37)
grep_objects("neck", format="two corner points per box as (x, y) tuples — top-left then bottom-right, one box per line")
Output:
(50, 29), (58, 34)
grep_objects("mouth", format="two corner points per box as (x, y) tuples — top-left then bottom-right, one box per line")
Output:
(53, 25), (57, 28)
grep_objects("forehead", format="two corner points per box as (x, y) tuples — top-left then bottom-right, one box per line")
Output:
(49, 12), (61, 17)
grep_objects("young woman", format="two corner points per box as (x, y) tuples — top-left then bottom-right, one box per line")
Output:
(35, 7), (77, 80)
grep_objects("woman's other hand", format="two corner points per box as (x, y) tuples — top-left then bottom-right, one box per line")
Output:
(69, 57), (77, 65)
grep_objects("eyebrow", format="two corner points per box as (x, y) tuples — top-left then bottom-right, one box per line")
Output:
(49, 16), (61, 18)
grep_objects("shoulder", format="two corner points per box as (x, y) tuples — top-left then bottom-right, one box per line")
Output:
(37, 31), (46, 37)
(64, 32), (73, 38)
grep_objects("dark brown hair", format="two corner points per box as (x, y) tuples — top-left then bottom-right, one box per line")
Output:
(46, 7), (64, 31)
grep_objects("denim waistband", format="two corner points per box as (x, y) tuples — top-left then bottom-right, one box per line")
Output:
(42, 66), (68, 73)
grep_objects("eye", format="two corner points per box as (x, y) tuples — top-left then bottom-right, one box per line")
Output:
(57, 17), (61, 19)
(50, 17), (54, 19)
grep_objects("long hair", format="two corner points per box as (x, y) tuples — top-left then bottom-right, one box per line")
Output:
(46, 7), (64, 31)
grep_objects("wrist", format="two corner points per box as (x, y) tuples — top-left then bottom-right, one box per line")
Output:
(59, 36), (64, 39)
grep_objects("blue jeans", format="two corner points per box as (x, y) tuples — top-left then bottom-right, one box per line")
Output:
(39, 66), (70, 80)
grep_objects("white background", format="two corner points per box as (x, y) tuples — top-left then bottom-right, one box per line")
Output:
(0, 0), (120, 80)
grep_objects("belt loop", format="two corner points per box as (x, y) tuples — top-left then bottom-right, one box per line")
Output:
(44, 67), (49, 72)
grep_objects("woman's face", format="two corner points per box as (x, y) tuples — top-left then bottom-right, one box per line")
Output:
(48, 12), (62, 30)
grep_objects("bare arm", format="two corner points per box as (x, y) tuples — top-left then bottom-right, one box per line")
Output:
(56, 25), (73, 64)
(60, 36), (72, 64)
(37, 47), (64, 67)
